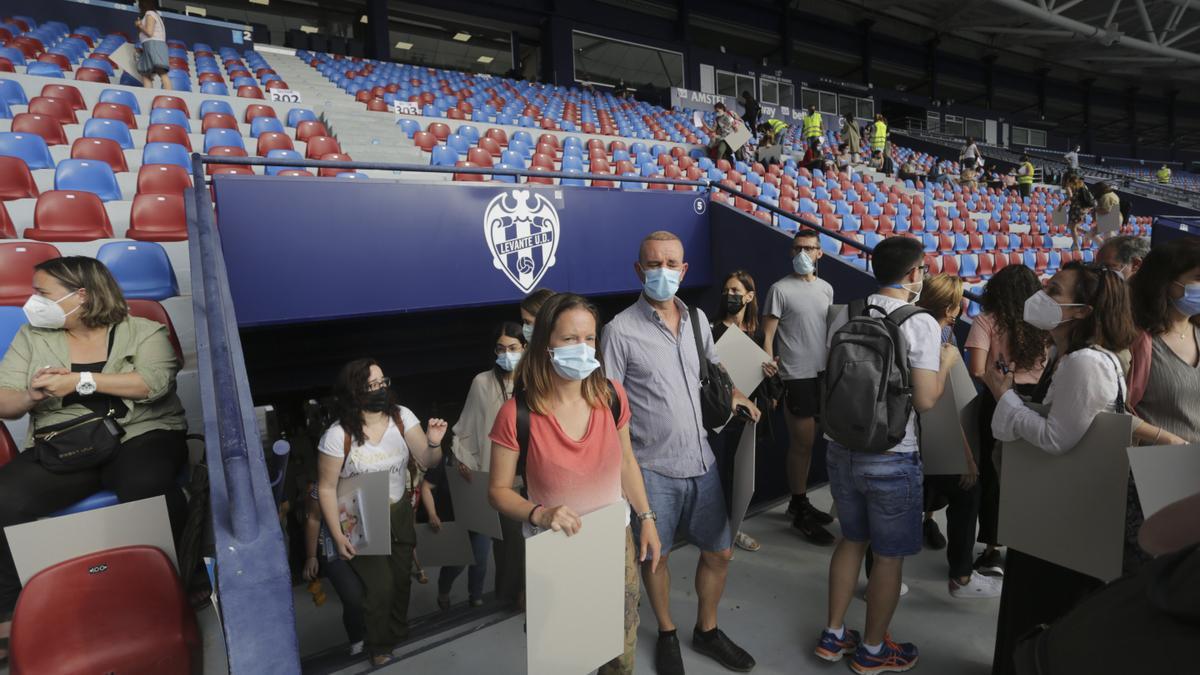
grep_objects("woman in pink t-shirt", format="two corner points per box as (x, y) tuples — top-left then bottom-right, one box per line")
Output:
(488, 293), (660, 675)
(964, 265), (1050, 578)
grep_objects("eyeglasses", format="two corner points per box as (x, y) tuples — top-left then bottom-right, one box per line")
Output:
(365, 377), (390, 392)
(494, 344), (524, 355)
(792, 245), (821, 254)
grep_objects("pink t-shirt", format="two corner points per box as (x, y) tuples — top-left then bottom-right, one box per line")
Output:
(965, 312), (1047, 385)
(489, 380), (631, 520)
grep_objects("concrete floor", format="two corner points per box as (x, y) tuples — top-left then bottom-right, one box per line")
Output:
(310, 486), (999, 675)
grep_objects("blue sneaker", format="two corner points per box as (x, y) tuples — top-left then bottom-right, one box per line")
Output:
(849, 637), (919, 673)
(814, 627), (860, 662)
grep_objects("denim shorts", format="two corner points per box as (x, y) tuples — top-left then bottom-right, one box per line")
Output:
(633, 463), (732, 553)
(826, 441), (923, 558)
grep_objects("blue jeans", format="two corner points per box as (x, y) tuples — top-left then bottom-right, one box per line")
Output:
(634, 463), (732, 552)
(437, 530), (491, 601)
(826, 441), (923, 558)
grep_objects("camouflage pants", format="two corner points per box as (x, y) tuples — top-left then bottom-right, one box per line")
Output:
(598, 527), (639, 675)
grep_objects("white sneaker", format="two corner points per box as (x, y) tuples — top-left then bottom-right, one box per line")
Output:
(949, 572), (1003, 599)
(859, 581), (908, 599)
(349, 641), (364, 656)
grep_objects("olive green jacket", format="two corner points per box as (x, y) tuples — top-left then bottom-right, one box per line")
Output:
(0, 317), (187, 448)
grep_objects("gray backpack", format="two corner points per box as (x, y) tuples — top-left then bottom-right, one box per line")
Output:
(822, 299), (925, 453)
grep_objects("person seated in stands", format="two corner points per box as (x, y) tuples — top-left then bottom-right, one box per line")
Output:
(927, 158), (944, 185)
(897, 158), (919, 183)
(958, 164), (979, 190)
(836, 144), (853, 172)
(0, 256), (188, 630)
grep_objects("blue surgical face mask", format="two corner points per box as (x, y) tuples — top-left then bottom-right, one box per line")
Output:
(792, 251), (815, 275)
(1174, 281), (1200, 317)
(521, 322), (534, 342)
(549, 343), (600, 381)
(642, 267), (682, 302)
(496, 350), (522, 372)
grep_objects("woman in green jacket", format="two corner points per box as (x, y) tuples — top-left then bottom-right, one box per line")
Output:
(0, 256), (187, 619)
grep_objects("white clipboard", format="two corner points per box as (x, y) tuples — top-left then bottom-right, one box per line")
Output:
(336, 471), (392, 556)
(714, 325), (768, 400)
(1128, 442), (1200, 519)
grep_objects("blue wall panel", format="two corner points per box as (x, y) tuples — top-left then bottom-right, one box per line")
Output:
(214, 177), (712, 327)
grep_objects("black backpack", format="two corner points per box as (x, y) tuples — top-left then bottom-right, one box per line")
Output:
(514, 380), (621, 487)
(822, 299), (926, 453)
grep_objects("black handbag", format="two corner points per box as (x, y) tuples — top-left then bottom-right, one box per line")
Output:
(689, 306), (734, 431)
(33, 400), (125, 474)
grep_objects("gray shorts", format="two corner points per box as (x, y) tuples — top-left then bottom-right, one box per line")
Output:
(137, 39), (170, 75)
(633, 463), (732, 553)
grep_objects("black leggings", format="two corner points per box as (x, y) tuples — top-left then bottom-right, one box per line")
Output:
(0, 428), (188, 613)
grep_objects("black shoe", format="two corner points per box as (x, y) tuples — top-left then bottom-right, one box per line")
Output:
(796, 498), (834, 525)
(974, 549), (1005, 577)
(792, 513), (835, 546)
(656, 632), (685, 675)
(693, 627), (756, 672)
(923, 518), (947, 550)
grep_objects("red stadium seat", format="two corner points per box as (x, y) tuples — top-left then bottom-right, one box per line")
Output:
(0, 421), (17, 466)
(146, 124), (192, 151)
(0, 58), (13, 73)
(0, 201), (13, 238)
(39, 84), (85, 111)
(127, 194), (187, 243)
(91, 102), (137, 129)
(137, 164), (192, 197)
(977, 253), (995, 278)
(0, 242), (62, 304)
(201, 112), (238, 133)
(295, 120), (329, 143)
(242, 104), (276, 123)
(485, 128), (507, 147)
(126, 300), (184, 365)
(478, 137), (502, 158)
(277, 170), (314, 177)
(365, 98), (389, 112)
(236, 85), (264, 99)
(412, 131), (437, 152)
(27, 96), (76, 127)
(151, 95), (190, 117)
(11, 113), (68, 146)
(205, 146), (248, 174)
(527, 166), (554, 184)
(70, 137), (128, 173)
(0, 156), (39, 202)
(453, 161), (485, 182)
(304, 136), (341, 159)
(466, 147), (493, 167)
(427, 122), (450, 141)
(256, 132), (294, 156)
(9, 546), (200, 675)
(538, 134), (560, 150)
(74, 67), (110, 83)
(531, 153), (555, 170)
(25, 191), (113, 241)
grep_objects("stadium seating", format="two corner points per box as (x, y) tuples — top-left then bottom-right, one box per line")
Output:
(9, 546), (201, 675)
(54, 158), (122, 201)
(127, 194), (187, 242)
(27, 190), (114, 241)
(70, 137), (128, 173)
(0, 241), (60, 304)
(96, 241), (180, 300)
(0, 132), (55, 170)
(0, 155), (39, 201)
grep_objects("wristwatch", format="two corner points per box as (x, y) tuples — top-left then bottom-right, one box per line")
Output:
(76, 372), (97, 396)
(637, 510), (657, 522)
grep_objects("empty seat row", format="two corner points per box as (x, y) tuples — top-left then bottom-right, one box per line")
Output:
(0, 239), (179, 303)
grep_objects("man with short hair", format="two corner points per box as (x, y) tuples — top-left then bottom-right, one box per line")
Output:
(603, 231), (760, 675)
(803, 105), (825, 154)
(1096, 235), (1151, 280)
(762, 230), (835, 545)
(814, 236), (959, 674)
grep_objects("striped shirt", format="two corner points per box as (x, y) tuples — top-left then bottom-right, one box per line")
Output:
(602, 295), (718, 479)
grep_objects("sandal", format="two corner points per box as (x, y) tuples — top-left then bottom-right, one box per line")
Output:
(371, 653), (396, 668)
(734, 531), (761, 552)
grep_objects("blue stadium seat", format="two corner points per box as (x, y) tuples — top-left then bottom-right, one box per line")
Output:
(249, 116), (285, 138)
(97, 88), (141, 114)
(198, 100), (235, 119)
(287, 108), (318, 128)
(80, 57), (114, 76)
(149, 107), (190, 131)
(83, 118), (134, 150)
(334, 172), (369, 180)
(200, 82), (228, 96)
(54, 159), (122, 202)
(203, 128), (244, 152)
(142, 143), (191, 170)
(96, 241), (179, 300)
(0, 132), (54, 170)
(0, 79), (28, 106)
(25, 63), (64, 79)
(431, 145), (458, 167)
(0, 48), (24, 67)
(0, 305), (26, 354)
(264, 149), (302, 175)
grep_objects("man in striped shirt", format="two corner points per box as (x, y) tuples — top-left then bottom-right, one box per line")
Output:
(602, 231), (760, 675)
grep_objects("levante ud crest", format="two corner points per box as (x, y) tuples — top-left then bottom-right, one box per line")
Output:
(484, 189), (560, 293)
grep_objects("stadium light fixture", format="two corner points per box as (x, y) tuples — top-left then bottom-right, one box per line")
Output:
(477, 55), (494, 63)
(453, 32), (471, 42)
(300, 25), (319, 34)
(248, 0), (269, 5)
(395, 41), (413, 50)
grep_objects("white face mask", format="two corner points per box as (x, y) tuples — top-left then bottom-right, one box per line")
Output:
(22, 290), (79, 329)
(1023, 290), (1084, 330)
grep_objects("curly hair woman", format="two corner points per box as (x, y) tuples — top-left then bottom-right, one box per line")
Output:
(963, 264), (1051, 577)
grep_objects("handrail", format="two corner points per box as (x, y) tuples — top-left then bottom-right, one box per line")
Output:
(198, 154), (983, 302)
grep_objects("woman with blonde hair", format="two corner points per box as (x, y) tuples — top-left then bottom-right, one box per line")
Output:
(488, 293), (661, 675)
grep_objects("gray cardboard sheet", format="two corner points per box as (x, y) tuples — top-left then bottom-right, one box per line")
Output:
(446, 466), (503, 540)
(1128, 442), (1200, 519)
(415, 520), (475, 568)
(919, 359), (980, 475)
(526, 501), (626, 675)
(998, 410), (1133, 582)
(715, 325), (768, 399)
(728, 422), (757, 536)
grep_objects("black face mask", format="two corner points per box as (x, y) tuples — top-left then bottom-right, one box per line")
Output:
(362, 388), (390, 413)
(723, 292), (744, 315)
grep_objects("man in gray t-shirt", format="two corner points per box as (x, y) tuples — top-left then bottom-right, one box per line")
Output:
(762, 230), (835, 545)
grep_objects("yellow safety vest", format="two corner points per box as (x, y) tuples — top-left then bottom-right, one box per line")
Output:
(871, 121), (887, 149)
(767, 118), (788, 136)
(802, 112), (823, 139)
(1157, 167), (1171, 184)
(1017, 161), (1035, 185)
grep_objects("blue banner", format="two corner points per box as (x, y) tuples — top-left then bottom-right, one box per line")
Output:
(214, 178), (712, 327)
